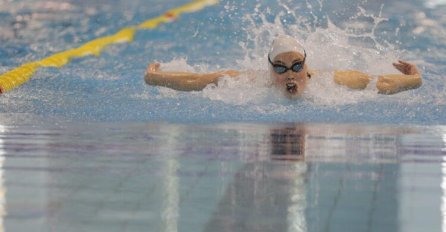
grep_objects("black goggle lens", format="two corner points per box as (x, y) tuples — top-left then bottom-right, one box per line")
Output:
(291, 63), (304, 72)
(268, 51), (306, 74)
(273, 65), (288, 74)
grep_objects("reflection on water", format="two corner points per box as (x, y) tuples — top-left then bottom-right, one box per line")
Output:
(425, 0), (446, 7)
(270, 124), (305, 161)
(0, 122), (444, 231)
(160, 125), (180, 232)
(0, 125), (5, 232)
(205, 124), (307, 232)
(442, 129), (446, 232)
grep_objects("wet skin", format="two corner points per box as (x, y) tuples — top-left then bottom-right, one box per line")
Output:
(145, 52), (421, 97)
(270, 51), (309, 99)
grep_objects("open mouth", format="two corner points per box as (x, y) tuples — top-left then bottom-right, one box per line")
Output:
(286, 83), (298, 94)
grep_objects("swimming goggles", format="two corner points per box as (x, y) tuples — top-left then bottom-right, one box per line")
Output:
(268, 51), (306, 74)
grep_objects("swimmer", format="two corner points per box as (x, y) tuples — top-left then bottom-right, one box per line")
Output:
(144, 35), (422, 99)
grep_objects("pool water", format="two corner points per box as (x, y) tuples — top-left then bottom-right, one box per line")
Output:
(1, 122), (446, 232)
(0, 0), (445, 124)
(1, 0), (446, 231)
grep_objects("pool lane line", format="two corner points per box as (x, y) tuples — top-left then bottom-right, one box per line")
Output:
(0, 0), (219, 94)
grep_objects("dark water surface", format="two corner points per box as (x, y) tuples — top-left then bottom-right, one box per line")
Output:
(0, 121), (445, 231)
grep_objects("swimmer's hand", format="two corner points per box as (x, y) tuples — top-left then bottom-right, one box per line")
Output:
(334, 70), (371, 90)
(146, 63), (161, 74)
(392, 60), (420, 75)
(376, 60), (422, 95)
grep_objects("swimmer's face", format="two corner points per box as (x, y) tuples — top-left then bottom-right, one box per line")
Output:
(270, 51), (308, 99)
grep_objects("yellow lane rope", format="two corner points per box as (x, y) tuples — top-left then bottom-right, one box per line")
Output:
(0, 0), (218, 94)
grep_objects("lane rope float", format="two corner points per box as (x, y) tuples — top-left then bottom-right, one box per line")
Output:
(0, 0), (219, 94)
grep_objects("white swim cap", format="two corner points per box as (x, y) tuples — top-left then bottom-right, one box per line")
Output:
(269, 35), (305, 60)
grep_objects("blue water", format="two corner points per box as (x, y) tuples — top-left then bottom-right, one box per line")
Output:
(1, 0), (446, 231)
(0, 0), (445, 124)
(0, 122), (445, 232)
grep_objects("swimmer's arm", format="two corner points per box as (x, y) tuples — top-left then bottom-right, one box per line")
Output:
(306, 69), (371, 89)
(376, 60), (422, 94)
(333, 70), (371, 90)
(144, 63), (240, 91)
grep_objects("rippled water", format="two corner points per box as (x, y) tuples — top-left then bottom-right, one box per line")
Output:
(0, 0), (445, 123)
(1, 0), (446, 231)
(0, 122), (445, 231)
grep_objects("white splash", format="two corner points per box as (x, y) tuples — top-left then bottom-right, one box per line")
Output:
(149, 0), (430, 108)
